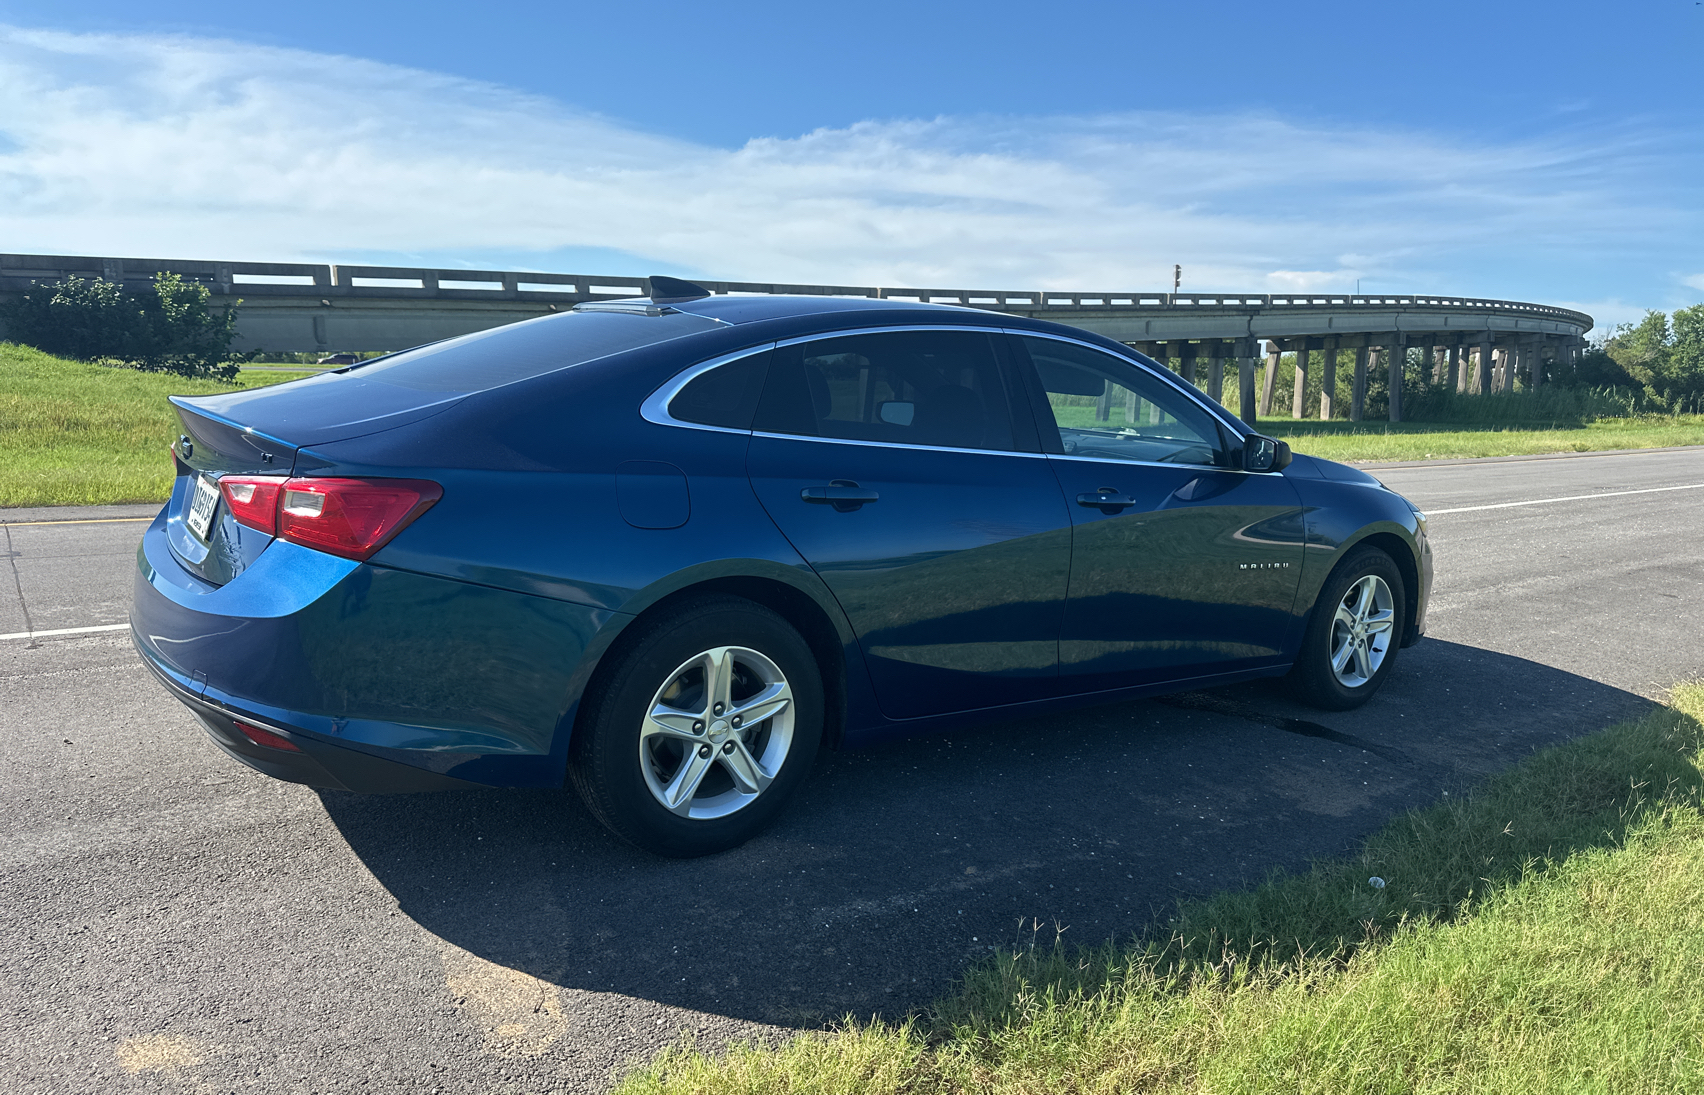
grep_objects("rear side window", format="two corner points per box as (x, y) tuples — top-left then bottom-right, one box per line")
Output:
(668, 349), (771, 429)
(348, 309), (724, 393)
(754, 329), (1016, 452)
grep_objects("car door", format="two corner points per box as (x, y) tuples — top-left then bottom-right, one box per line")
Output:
(1009, 333), (1306, 692)
(746, 326), (1072, 719)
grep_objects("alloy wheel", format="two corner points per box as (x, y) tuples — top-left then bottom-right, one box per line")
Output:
(1329, 574), (1395, 688)
(638, 645), (795, 820)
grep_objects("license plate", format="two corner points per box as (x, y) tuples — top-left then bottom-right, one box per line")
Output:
(187, 474), (220, 541)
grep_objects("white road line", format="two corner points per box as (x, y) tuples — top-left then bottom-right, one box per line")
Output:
(0, 623), (130, 642)
(1427, 482), (1704, 515)
(0, 517), (153, 527)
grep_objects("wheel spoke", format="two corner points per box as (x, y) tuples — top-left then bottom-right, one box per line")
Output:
(1332, 637), (1355, 673)
(1334, 604), (1359, 632)
(728, 681), (791, 729)
(704, 647), (736, 715)
(1352, 638), (1373, 680)
(661, 747), (715, 814)
(1354, 578), (1376, 621)
(719, 738), (773, 795)
(1364, 609), (1395, 636)
(643, 706), (702, 742)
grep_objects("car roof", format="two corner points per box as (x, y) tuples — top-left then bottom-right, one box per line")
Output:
(664, 293), (978, 325)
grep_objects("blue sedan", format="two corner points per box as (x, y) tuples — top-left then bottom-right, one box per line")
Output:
(133, 280), (1432, 856)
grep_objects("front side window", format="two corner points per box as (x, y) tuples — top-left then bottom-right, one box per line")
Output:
(1018, 336), (1227, 467)
(754, 329), (1017, 452)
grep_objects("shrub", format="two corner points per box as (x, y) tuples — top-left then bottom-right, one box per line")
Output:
(0, 273), (244, 379)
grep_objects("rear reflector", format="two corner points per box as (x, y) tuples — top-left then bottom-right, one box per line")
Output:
(235, 721), (301, 752)
(275, 478), (443, 561)
(219, 476), (288, 535)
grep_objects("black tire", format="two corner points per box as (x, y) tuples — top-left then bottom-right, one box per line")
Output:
(1288, 546), (1406, 711)
(568, 595), (823, 857)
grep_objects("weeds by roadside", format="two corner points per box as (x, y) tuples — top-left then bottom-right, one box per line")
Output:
(620, 683), (1704, 1094)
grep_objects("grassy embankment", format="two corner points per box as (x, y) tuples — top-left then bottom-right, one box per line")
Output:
(621, 682), (1704, 1094)
(4, 341), (1704, 506)
(0, 342), (315, 507)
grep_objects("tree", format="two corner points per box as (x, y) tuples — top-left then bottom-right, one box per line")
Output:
(1, 273), (244, 379)
(1606, 307), (1704, 411)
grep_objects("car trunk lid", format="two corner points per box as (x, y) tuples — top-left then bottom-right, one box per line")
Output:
(164, 376), (466, 585)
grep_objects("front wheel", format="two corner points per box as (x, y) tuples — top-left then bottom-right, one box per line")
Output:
(1288, 547), (1406, 711)
(569, 596), (823, 857)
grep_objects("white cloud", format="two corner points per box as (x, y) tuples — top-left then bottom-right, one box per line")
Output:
(1682, 274), (1704, 293)
(0, 24), (1692, 311)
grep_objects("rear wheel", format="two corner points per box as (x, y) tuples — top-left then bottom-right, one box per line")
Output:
(569, 596), (823, 857)
(1288, 547), (1405, 711)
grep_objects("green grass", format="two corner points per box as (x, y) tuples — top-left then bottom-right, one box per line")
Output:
(1259, 416), (1704, 464)
(619, 683), (1704, 1094)
(0, 342), (315, 507)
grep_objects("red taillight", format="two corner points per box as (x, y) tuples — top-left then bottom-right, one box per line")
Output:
(235, 721), (300, 752)
(275, 478), (442, 561)
(219, 476), (288, 535)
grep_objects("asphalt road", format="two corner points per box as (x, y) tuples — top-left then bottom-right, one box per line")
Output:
(3, 446), (1701, 1093)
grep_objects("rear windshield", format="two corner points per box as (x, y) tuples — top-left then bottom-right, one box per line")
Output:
(347, 309), (724, 392)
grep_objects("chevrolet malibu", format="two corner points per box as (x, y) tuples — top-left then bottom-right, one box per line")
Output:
(133, 280), (1432, 856)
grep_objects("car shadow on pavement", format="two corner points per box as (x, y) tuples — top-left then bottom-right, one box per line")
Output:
(319, 638), (1651, 1030)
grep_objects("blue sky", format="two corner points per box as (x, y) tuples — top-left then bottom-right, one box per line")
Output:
(2, 1), (1700, 331)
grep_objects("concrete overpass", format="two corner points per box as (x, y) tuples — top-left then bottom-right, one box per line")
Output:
(0, 253), (1594, 423)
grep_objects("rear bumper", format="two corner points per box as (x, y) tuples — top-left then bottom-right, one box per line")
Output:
(132, 508), (622, 790)
(138, 644), (478, 792)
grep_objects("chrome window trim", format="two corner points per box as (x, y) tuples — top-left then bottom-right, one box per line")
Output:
(1002, 327), (1254, 444)
(640, 343), (778, 435)
(641, 323), (1275, 475)
(1044, 452), (1283, 477)
(749, 429), (1049, 460)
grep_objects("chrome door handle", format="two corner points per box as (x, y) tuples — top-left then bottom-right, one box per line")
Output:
(801, 479), (879, 512)
(1076, 489), (1136, 514)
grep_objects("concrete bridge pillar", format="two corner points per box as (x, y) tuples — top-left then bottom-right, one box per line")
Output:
(1207, 352), (1224, 404)
(1387, 333), (1406, 422)
(1319, 337), (1338, 420)
(1352, 345), (1369, 421)
(1260, 341), (1280, 416)
(1238, 350), (1258, 427)
(1477, 338), (1494, 394)
(1448, 345), (1463, 392)
(1291, 343), (1309, 419)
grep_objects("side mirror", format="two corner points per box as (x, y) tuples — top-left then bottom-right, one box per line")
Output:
(1243, 434), (1292, 473)
(877, 401), (916, 426)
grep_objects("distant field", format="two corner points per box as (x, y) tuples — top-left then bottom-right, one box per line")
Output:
(4, 341), (1703, 507)
(1261, 416), (1704, 464)
(0, 343), (314, 507)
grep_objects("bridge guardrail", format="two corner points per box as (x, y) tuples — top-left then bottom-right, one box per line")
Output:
(0, 253), (1595, 331)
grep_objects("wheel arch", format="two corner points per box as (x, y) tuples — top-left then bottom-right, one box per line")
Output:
(570, 563), (860, 757)
(1340, 528), (1422, 645)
